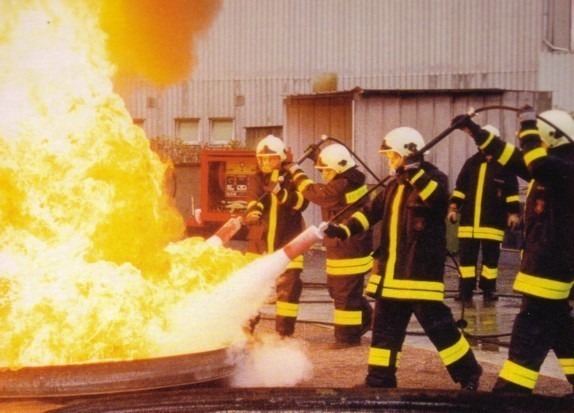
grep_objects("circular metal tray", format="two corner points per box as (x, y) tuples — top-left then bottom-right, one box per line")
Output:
(0, 347), (234, 398)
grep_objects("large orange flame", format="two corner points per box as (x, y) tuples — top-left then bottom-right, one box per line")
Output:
(0, 0), (254, 370)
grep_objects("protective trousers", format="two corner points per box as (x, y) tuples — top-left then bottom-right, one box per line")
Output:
(275, 268), (303, 337)
(327, 273), (372, 344)
(493, 297), (574, 393)
(366, 298), (481, 387)
(458, 238), (501, 297)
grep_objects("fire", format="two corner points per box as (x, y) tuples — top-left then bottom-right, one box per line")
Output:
(0, 0), (253, 370)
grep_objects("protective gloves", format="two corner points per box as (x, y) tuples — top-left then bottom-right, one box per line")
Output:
(244, 213), (261, 226)
(394, 152), (421, 179)
(283, 162), (302, 176)
(517, 105), (537, 123)
(323, 223), (349, 240)
(507, 213), (520, 230)
(451, 114), (482, 137)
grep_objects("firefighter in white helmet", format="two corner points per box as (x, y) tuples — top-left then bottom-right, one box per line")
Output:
(448, 124), (521, 303)
(285, 143), (373, 348)
(451, 107), (574, 395)
(245, 135), (309, 337)
(323, 126), (483, 389)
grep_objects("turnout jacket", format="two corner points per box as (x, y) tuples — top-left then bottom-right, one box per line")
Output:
(292, 166), (373, 275)
(339, 162), (450, 301)
(472, 123), (574, 300)
(245, 166), (309, 265)
(450, 151), (521, 242)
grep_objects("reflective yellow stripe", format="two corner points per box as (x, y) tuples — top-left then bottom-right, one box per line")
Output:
(558, 358), (574, 375)
(478, 132), (494, 150)
(276, 301), (299, 317)
(298, 179), (314, 192)
(365, 273), (381, 294)
(339, 224), (352, 239)
(286, 254), (304, 270)
(457, 226), (504, 241)
(326, 256), (374, 275)
(524, 147), (547, 167)
(293, 192), (305, 210)
(498, 143), (515, 166)
(499, 360), (538, 389)
(351, 211), (370, 231)
(418, 180), (437, 201)
(439, 335), (470, 366)
(513, 272), (574, 300)
(473, 227), (505, 240)
(381, 287), (444, 301)
(474, 163), (487, 230)
(368, 347), (400, 367)
(267, 170), (280, 254)
(460, 266), (476, 279)
(481, 265), (498, 280)
(247, 200), (264, 210)
(518, 129), (540, 139)
(334, 309), (362, 326)
(384, 186), (404, 282)
(345, 185), (368, 204)
(457, 226), (475, 238)
(409, 169), (424, 185)
(452, 190), (465, 200)
(506, 195), (520, 203)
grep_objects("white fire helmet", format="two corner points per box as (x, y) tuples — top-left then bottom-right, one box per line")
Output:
(483, 124), (500, 137)
(314, 143), (356, 174)
(537, 109), (574, 148)
(256, 135), (287, 160)
(379, 127), (426, 157)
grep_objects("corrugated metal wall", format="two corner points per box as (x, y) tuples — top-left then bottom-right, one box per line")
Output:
(285, 89), (549, 227)
(119, 0), (561, 143)
(539, 51), (574, 111)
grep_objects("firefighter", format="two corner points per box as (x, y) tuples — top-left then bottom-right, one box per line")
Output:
(285, 143), (373, 348)
(244, 135), (309, 337)
(449, 125), (521, 303)
(452, 107), (574, 394)
(323, 127), (483, 389)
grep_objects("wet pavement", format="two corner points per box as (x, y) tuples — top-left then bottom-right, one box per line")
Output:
(260, 246), (568, 380)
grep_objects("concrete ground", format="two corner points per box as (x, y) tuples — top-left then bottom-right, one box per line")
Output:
(256, 246), (572, 393)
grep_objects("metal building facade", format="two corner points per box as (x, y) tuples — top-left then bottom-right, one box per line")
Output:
(118, 0), (574, 145)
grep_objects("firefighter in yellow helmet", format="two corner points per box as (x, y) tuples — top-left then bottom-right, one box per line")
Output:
(448, 124), (521, 303)
(284, 143), (373, 348)
(323, 127), (483, 389)
(452, 108), (574, 394)
(244, 135), (309, 337)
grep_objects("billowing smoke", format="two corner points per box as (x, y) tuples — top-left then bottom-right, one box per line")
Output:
(99, 0), (222, 85)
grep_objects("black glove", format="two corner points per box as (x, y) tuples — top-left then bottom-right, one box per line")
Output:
(395, 152), (421, 176)
(307, 144), (321, 163)
(451, 114), (482, 136)
(283, 162), (302, 176)
(517, 105), (537, 123)
(323, 223), (349, 240)
(244, 213), (261, 226)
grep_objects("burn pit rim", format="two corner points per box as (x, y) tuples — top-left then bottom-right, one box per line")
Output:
(0, 347), (236, 398)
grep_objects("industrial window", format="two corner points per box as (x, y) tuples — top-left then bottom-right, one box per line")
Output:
(544, 0), (574, 51)
(210, 118), (234, 144)
(176, 118), (200, 144)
